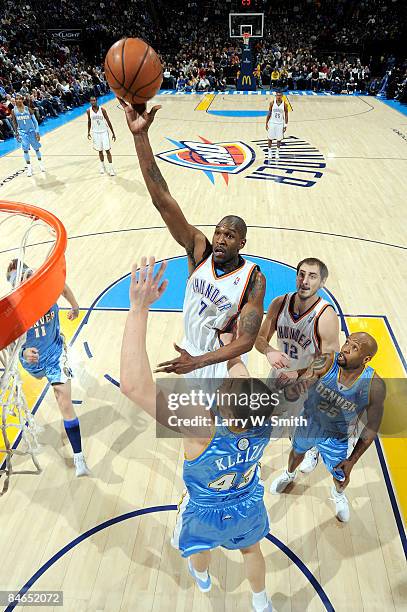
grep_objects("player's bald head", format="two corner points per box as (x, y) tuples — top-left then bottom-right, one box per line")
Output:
(350, 332), (378, 359)
(218, 215), (247, 239)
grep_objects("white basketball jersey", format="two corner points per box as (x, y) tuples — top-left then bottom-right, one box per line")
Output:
(183, 254), (257, 354)
(275, 292), (332, 370)
(90, 107), (108, 133)
(270, 100), (285, 125)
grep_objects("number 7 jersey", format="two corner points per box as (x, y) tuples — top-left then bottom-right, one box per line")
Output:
(182, 253), (258, 354)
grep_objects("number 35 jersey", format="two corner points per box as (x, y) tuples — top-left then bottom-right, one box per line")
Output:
(183, 408), (272, 506)
(182, 253), (258, 354)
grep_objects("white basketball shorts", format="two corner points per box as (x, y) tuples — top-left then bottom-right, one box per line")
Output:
(267, 124), (284, 141)
(92, 131), (110, 151)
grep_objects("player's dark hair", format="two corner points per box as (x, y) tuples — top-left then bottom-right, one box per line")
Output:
(219, 215), (247, 238)
(296, 257), (328, 282)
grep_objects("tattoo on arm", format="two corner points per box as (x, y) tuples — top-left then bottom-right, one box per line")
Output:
(147, 161), (169, 193)
(310, 353), (331, 374)
(248, 272), (265, 299)
(240, 310), (262, 337)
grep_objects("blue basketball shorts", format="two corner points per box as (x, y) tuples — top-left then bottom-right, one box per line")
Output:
(171, 483), (270, 557)
(20, 131), (41, 152)
(21, 338), (72, 385)
(292, 420), (354, 481)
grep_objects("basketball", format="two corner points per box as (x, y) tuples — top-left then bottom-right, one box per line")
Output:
(104, 37), (163, 105)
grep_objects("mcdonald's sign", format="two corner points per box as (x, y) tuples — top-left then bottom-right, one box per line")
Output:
(242, 75), (252, 86)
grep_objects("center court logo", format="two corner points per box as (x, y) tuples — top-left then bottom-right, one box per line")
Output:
(157, 136), (326, 188)
(156, 137), (255, 184)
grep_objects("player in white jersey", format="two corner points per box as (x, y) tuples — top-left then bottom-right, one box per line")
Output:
(87, 96), (116, 175)
(120, 100), (266, 381)
(265, 90), (288, 161)
(255, 257), (340, 471)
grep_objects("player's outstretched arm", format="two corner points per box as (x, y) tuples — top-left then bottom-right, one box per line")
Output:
(119, 100), (209, 266)
(62, 283), (80, 320)
(284, 352), (334, 401)
(120, 257), (168, 420)
(255, 295), (289, 369)
(155, 271), (266, 375)
(335, 375), (385, 486)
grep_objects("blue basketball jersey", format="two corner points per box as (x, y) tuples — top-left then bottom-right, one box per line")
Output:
(14, 106), (36, 133)
(183, 409), (272, 506)
(303, 353), (375, 437)
(22, 303), (62, 361)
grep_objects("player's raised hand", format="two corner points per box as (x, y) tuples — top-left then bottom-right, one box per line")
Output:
(267, 350), (289, 369)
(118, 99), (162, 135)
(129, 256), (168, 311)
(23, 347), (39, 363)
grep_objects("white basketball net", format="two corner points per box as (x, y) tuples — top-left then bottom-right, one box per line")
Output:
(0, 211), (58, 495)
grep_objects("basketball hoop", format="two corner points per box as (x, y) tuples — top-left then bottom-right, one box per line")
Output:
(242, 33), (251, 48)
(0, 201), (67, 494)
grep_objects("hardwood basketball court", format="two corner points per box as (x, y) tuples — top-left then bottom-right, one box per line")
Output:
(0, 91), (406, 611)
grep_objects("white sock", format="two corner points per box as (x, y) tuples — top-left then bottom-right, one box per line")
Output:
(252, 589), (268, 611)
(286, 469), (296, 477)
(268, 147), (272, 159)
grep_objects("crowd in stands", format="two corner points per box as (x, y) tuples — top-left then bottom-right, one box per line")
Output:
(0, 0), (405, 141)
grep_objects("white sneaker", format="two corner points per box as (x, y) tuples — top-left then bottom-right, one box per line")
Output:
(299, 448), (319, 473)
(27, 165), (33, 177)
(74, 452), (91, 477)
(39, 161), (45, 172)
(108, 165), (116, 176)
(99, 164), (105, 174)
(330, 486), (350, 522)
(270, 470), (296, 494)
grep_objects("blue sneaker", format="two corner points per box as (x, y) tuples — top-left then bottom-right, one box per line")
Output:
(252, 602), (273, 612)
(187, 558), (212, 592)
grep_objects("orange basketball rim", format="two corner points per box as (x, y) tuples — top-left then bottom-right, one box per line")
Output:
(0, 201), (67, 351)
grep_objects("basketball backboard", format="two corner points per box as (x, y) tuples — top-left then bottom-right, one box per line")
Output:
(229, 13), (264, 38)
